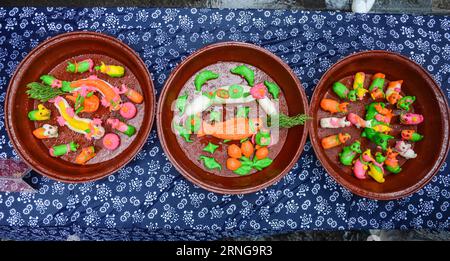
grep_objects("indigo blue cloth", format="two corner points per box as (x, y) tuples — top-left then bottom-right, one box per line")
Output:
(0, 7), (449, 240)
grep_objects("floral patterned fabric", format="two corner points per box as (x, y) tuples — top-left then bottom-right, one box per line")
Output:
(0, 7), (449, 241)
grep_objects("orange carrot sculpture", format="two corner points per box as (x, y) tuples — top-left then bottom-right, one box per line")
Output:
(32, 124), (58, 139)
(75, 146), (96, 165)
(120, 85), (144, 104)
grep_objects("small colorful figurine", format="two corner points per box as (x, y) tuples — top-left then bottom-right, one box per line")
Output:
(103, 133), (121, 150)
(375, 152), (386, 164)
(320, 98), (348, 114)
(374, 114), (391, 124)
(397, 96), (415, 111)
(321, 133), (351, 149)
(95, 62), (125, 78)
(395, 141), (417, 159)
(369, 73), (385, 100)
(231, 65), (255, 86)
(28, 104), (51, 121)
(384, 148), (402, 173)
(401, 129), (424, 142)
(320, 116), (351, 128)
(339, 141), (362, 166)
(353, 72), (368, 100)
(362, 128), (393, 151)
(120, 85), (144, 104)
(107, 118), (136, 137)
(374, 103), (393, 123)
(365, 102), (383, 120)
(374, 103), (392, 116)
(355, 87), (368, 101)
(347, 90), (357, 101)
(249, 83), (266, 99)
(75, 146), (96, 165)
(252, 85), (279, 116)
(40, 75), (73, 92)
(264, 81), (280, 99)
(371, 124), (392, 133)
(66, 59), (94, 74)
(203, 142), (219, 154)
(120, 102), (137, 119)
(229, 85), (244, 99)
(194, 70), (219, 91)
(173, 122), (192, 143)
(33, 124), (58, 139)
(400, 113), (424, 125)
(353, 72), (365, 89)
(368, 161), (385, 183)
(347, 113), (369, 128)
(199, 155), (222, 171)
(49, 141), (79, 157)
(385, 80), (403, 105)
(226, 158), (241, 171)
(374, 131), (394, 151)
(254, 130), (271, 146)
(332, 82), (349, 99)
(332, 82), (356, 101)
(353, 149), (373, 179)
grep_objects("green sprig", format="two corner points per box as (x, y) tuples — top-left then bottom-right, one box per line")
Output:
(26, 82), (65, 102)
(268, 113), (311, 128)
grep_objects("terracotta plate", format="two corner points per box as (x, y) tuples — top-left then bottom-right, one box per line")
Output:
(5, 32), (156, 183)
(157, 42), (309, 194)
(309, 50), (450, 200)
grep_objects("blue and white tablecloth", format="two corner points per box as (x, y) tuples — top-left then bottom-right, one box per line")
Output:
(0, 7), (449, 240)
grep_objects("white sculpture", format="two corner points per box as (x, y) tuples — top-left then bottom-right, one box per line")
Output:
(395, 141), (417, 159)
(352, 0), (375, 13)
(320, 117), (351, 128)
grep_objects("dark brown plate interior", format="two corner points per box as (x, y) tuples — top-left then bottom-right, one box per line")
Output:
(5, 32), (156, 183)
(157, 42), (309, 194)
(309, 50), (450, 200)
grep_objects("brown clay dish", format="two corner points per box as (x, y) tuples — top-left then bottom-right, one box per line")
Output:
(157, 42), (309, 194)
(5, 32), (156, 183)
(309, 50), (450, 200)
